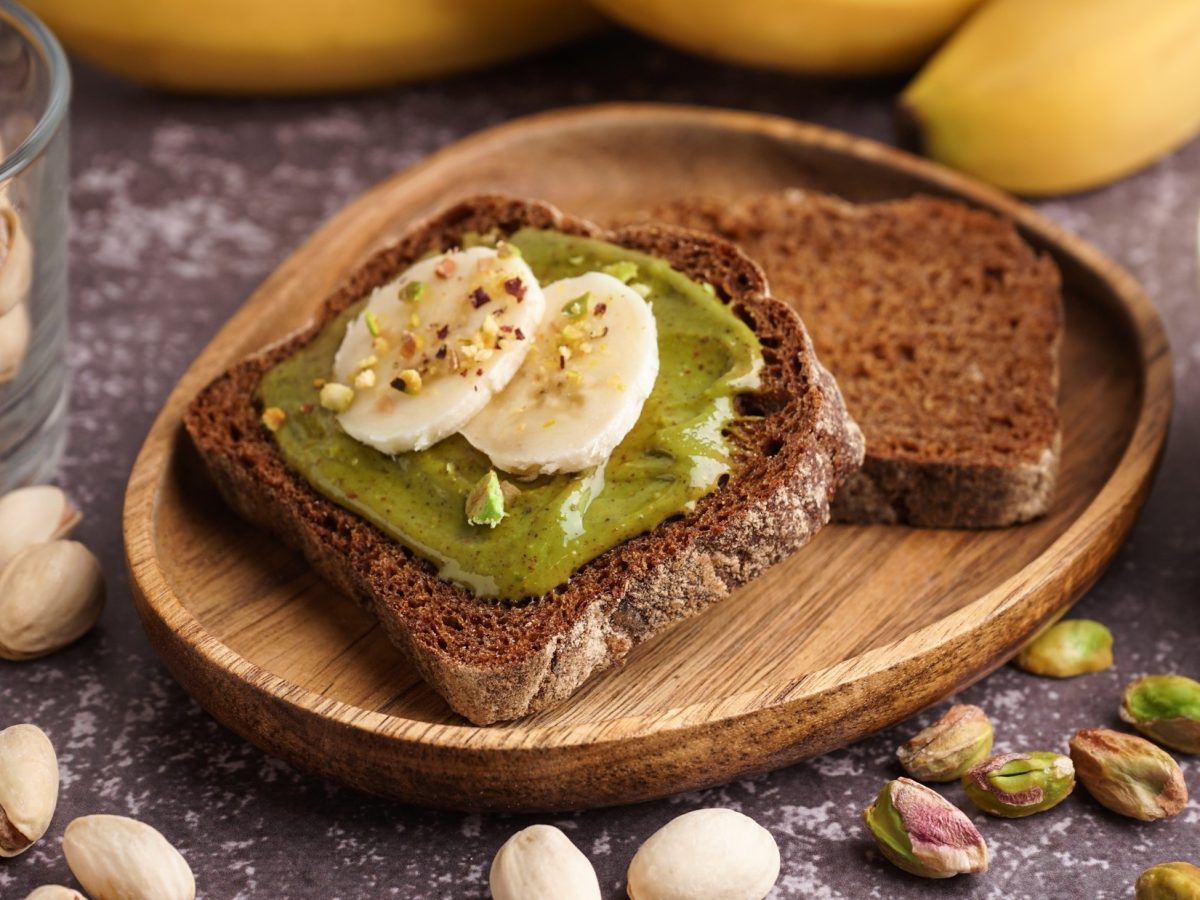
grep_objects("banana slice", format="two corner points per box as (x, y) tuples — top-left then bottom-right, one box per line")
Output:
(461, 272), (658, 475)
(332, 246), (545, 454)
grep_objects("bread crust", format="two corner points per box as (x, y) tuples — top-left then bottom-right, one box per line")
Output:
(632, 190), (1063, 529)
(185, 195), (863, 724)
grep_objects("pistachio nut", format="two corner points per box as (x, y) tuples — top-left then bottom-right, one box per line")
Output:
(64, 814), (195, 900)
(627, 808), (780, 900)
(897, 704), (994, 782)
(0, 723), (59, 858)
(0, 203), (32, 318)
(26, 887), (87, 900)
(863, 778), (987, 879)
(0, 540), (105, 660)
(962, 751), (1075, 817)
(1013, 618), (1114, 678)
(0, 300), (29, 384)
(1120, 675), (1200, 754)
(0, 485), (83, 571)
(489, 824), (600, 900)
(1136, 862), (1200, 900)
(1069, 728), (1187, 821)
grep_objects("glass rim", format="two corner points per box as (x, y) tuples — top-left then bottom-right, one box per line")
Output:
(0, 0), (70, 183)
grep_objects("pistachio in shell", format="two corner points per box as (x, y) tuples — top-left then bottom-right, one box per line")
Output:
(1069, 728), (1187, 821)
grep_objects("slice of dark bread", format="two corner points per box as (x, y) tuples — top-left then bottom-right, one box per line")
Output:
(632, 190), (1063, 528)
(185, 195), (864, 725)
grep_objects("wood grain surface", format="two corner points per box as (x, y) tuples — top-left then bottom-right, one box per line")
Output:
(122, 104), (1172, 812)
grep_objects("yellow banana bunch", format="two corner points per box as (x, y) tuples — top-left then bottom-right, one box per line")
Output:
(25, 0), (602, 95)
(901, 0), (1200, 195)
(586, 0), (984, 75)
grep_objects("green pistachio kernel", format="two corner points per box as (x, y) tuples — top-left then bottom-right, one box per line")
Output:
(1013, 618), (1113, 678)
(1120, 675), (1200, 754)
(364, 310), (381, 337)
(897, 704), (994, 783)
(600, 260), (639, 284)
(561, 293), (590, 319)
(1069, 728), (1188, 821)
(465, 470), (506, 528)
(863, 778), (988, 879)
(1137, 862), (1200, 900)
(402, 281), (427, 302)
(962, 751), (1075, 817)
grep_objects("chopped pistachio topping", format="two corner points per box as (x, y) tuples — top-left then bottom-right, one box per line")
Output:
(353, 368), (376, 390)
(630, 282), (652, 298)
(364, 311), (381, 337)
(601, 260), (639, 283)
(496, 241), (520, 259)
(319, 382), (355, 413)
(392, 368), (422, 394)
(403, 280), (427, 301)
(465, 470), (506, 528)
(701, 282), (717, 296)
(261, 406), (287, 432)
(562, 292), (590, 319)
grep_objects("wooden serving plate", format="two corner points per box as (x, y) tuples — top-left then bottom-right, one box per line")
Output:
(124, 104), (1171, 812)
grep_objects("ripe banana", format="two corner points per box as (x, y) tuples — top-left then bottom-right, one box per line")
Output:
(900, 0), (1200, 195)
(24, 0), (602, 95)
(462, 272), (659, 475)
(333, 247), (545, 455)
(587, 0), (984, 75)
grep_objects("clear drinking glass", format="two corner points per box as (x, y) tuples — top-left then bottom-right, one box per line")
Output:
(0, 0), (69, 492)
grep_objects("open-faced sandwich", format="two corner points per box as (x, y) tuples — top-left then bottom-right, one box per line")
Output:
(186, 195), (865, 724)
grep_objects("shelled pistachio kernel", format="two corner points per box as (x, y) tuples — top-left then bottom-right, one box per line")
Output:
(962, 751), (1075, 817)
(1136, 862), (1200, 900)
(0, 724), (59, 858)
(897, 705), (993, 782)
(466, 470), (505, 528)
(1013, 618), (1113, 677)
(1069, 728), (1187, 821)
(1120, 675), (1200, 754)
(863, 778), (987, 879)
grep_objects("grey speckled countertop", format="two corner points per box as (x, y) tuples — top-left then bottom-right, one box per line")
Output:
(3, 31), (1198, 900)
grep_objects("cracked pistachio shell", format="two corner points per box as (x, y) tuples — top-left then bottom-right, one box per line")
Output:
(627, 808), (780, 900)
(897, 705), (994, 782)
(863, 778), (987, 879)
(0, 203), (31, 318)
(0, 485), (83, 571)
(1013, 619), (1114, 678)
(1121, 675), (1200, 754)
(0, 300), (29, 384)
(962, 751), (1075, 817)
(1137, 862), (1200, 900)
(26, 887), (87, 900)
(0, 540), (105, 660)
(1069, 728), (1187, 821)
(64, 815), (195, 900)
(489, 825), (600, 900)
(0, 724), (59, 858)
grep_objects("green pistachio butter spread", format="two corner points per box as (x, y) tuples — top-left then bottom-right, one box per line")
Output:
(258, 228), (763, 600)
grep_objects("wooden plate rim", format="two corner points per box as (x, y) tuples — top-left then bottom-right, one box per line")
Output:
(123, 103), (1173, 753)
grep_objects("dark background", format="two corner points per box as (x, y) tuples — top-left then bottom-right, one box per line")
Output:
(2, 31), (1198, 899)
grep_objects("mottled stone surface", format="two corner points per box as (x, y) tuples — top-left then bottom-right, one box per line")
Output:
(2, 32), (1198, 900)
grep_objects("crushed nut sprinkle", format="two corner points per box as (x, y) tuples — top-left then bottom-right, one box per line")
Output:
(354, 368), (377, 390)
(631, 282), (652, 298)
(355, 354), (378, 372)
(391, 369), (423, 394)
(371, 336), (390, 353)
(435, 344), (447, 359)
(403, 280), (427, 301)
(470, 287), (491, 308)
(261, 406), (287, 432)
(562, 292), (590, 319)
(436, 324), (450, 340)
(409, 312), (421, 328)
(503, 277), (526, 301)
(319, 382), (355, 412)
(594, 302), (607, 317)
(496, 241), (520, 259)
(514, 327), (526, 341)
(400, 331), (420, 357)
(364, 311), (381, 337)
(433, 259), (456, 279)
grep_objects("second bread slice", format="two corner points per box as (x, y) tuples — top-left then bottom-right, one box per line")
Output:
(638, 191), (1063, 528)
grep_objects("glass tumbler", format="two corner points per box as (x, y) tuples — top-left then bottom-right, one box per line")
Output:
(0, 0), (68, 492)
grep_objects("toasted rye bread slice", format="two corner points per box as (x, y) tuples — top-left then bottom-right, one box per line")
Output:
(185, 195), (864, 725)
(633, 191), (1063, 528)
